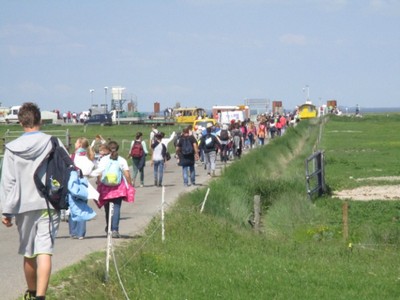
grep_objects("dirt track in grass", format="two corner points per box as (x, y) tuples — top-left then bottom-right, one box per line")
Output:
(333, 176), (400, 201)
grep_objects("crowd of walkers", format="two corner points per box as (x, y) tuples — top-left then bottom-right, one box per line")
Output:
(59, 114), (301, 237)
(0, 102), (299, 299)
(60, 113), (297, 240)
(171, 113), (298, 186)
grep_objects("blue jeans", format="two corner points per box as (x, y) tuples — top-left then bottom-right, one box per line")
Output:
(153, 160), (165, 185)
(69, 217), (86, 238)
(182, 164), (195, 185)
(104, 198), (123, 232)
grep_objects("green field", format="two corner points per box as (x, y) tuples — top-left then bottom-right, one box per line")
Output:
(0, 123), (182, 158)
(6, 115), (400, 299)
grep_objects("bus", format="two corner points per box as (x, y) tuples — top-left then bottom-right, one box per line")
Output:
(173, 107), (207, 124)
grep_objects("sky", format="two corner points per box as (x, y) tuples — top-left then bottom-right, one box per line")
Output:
(1, 0), (399, 114)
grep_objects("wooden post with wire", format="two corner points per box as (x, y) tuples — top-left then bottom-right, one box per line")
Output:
(253, 195), (261, 232)
(342, 200), (349, 240)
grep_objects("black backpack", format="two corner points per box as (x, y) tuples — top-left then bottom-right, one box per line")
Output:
(220, 129), (229, 141)
(181, 137), (194, 155)
(34, 137), (77, 210)
(204, 134), (216, 150)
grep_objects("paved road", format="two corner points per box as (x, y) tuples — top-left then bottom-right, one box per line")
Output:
(0, 156), (223, 300)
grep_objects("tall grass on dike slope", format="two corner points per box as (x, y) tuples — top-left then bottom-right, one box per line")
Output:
(6, 117), (398, 299)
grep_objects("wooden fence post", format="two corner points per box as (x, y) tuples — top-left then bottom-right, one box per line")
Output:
(342, 200), (349, 240)
(254, 195), (261, 232)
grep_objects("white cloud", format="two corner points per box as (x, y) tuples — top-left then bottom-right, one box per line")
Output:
(279, 34), (307, 46)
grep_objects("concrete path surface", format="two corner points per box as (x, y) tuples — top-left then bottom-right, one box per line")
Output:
(0, 156), (224, 300)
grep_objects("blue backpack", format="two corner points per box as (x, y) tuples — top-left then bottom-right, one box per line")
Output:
(101, 159), (122, 186)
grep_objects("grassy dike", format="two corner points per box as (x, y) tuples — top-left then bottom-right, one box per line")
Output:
(44, 116), (400, 299)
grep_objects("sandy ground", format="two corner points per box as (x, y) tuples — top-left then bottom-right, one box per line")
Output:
(333, 176), (400, 201)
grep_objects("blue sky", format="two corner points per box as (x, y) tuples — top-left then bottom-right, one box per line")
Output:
(1, 0), (399, 113)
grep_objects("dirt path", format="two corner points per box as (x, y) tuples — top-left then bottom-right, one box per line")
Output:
(333, 176), (400, 201)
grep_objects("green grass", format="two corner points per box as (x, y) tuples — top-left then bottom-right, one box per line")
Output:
(320, 114), (400, 190)
(23, 115), (400, 299)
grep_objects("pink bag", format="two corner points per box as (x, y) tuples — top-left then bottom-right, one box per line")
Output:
(97, 178), (136, 208)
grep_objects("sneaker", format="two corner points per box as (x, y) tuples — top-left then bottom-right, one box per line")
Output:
(140, 184), (144, 188)
(78, 236), (84, 240)
(112, 231), (121, 238)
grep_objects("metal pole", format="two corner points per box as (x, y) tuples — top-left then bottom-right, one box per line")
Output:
(90, 89), (95, 107)
(104, 87), (108, 113)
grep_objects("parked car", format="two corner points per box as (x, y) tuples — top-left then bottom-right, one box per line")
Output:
(84, 113), (112, 126)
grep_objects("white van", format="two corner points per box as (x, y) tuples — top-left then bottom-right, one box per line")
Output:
(5, 105), (21, 124)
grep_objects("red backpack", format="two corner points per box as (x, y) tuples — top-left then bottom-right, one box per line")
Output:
(130, 141), (144, 158)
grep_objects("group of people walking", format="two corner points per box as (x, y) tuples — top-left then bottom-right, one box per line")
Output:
(172, 114), (294, 187)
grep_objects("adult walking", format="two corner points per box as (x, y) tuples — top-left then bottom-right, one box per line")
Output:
(257, 120), (267, 145)
(199, 123), (221, 177)
(217, 124), (231, 162)
(231, 122), (244, 159)
(128, 132), (148, 187)
(0, 102), (64, 300)
(247, 121), (257, 148)
(151, 133), (168, 187)
(149, 124), (159, 149)
(176, 127), (199, 186)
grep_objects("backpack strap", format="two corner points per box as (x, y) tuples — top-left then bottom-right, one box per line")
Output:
(161, 143), (167, 159)
(33, 137), (58, 201)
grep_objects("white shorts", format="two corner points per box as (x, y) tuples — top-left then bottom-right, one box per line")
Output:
(15, 209), (60, 258)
